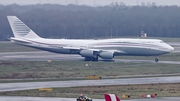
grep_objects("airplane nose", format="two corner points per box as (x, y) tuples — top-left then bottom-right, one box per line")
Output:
(168, 46), (174, 52)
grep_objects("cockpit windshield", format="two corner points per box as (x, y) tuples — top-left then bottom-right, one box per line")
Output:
(160, 41), (164, 43)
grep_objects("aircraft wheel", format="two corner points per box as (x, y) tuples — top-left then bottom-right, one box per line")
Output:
(95, 57), (98, 61)
(92, 57), (98, 61)
(85, 57), (98, 61)
(89, 57), (93, 61)
(155, 57), (159, 62)
(84, 57), (88, 61)
(85, 57), (92, 61)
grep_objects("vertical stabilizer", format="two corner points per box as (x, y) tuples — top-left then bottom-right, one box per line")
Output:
(104, 94), (120, 101)
(7, 16), (41, 38)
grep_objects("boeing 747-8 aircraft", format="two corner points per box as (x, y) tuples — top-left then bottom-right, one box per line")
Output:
(7, 16), (174, 62)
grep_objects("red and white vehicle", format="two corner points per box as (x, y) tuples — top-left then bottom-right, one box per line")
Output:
(104, 94), (120, 101)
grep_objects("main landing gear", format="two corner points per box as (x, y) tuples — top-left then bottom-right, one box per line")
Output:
(84, 56), (98, 61)
(155, 57), (159, 62)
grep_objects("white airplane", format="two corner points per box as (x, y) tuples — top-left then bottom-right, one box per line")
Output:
(7, 16), (174, 62)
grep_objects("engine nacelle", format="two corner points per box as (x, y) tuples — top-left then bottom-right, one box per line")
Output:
(99, 51), (114, 59)
(80, 50), (94, 57)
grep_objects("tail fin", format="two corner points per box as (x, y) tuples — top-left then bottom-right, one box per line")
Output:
(7, 16), (41, 38)
(104, 94), (120, 101)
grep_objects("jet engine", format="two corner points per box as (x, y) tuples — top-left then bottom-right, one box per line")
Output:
(99, 51), (114, 59)
(80, 50), (94, 57)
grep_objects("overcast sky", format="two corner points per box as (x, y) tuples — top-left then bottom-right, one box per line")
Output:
(1, 0), (180, 6)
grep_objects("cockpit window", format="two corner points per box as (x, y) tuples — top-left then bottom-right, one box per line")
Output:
(160, 41), (164, 43)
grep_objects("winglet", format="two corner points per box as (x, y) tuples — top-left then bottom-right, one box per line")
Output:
(7, 16), (41, 38)
(104, 94), (120, 101)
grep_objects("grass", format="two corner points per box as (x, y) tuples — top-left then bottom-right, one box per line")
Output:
(0, 61), (180, 80)
(1, 83), (180, 99)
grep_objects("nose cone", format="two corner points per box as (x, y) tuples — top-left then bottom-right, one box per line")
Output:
(168, 45), (174, 52)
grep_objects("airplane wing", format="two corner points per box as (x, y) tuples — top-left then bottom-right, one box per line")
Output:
(63, 47), (81, 50)
(62, 46), (126, 55)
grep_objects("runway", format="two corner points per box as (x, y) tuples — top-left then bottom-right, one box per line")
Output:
(1, 96), (180, 101)
(1, 76), (180, 92)
(0, 51), (180, 64)
(0, 51), (77, 61)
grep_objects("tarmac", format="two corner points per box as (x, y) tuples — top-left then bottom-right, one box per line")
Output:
(0, 51), (180, 64)
(1, 76), (180, 92)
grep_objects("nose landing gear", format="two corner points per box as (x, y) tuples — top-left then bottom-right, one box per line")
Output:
(155, 57), (159, 62)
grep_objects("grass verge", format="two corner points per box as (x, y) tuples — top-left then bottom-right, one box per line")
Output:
(0, 61), (180, 80)
(1, 83), (180, 99)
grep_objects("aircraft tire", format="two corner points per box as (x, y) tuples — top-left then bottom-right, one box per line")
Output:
(85, 57), (98, 61)
(84, 57), (92, 61)
(155, 58), (159, 62)
(84, 57), (88, 61)
(92, 57), (98, 61)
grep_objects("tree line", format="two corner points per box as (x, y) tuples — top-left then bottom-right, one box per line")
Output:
(0, 4), (180, 40)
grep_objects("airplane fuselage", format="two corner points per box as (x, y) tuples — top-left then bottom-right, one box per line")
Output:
(10, 37), (174, 56)
(7, 16), (174, 62)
